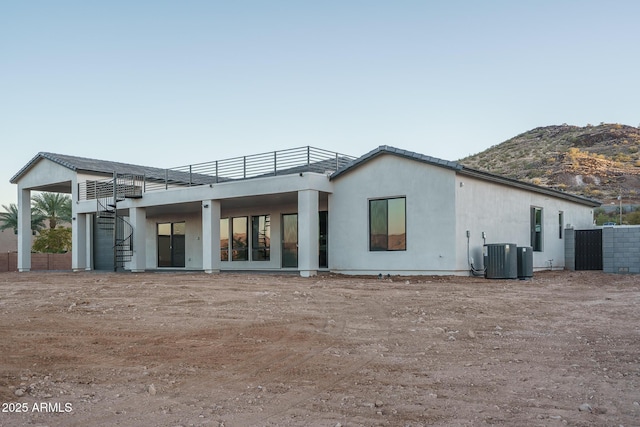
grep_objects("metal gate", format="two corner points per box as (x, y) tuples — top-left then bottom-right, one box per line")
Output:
(94, 215), (114, 271)
(575, 229), (603, 270)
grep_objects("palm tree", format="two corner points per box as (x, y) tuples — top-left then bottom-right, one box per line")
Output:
(31, 193), (72, 229)
(0, 203), (46, 234)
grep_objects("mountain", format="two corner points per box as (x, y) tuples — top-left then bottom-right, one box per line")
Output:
(458, 123), (640, 204)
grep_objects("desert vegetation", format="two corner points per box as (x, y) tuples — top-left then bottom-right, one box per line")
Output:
(460, 123), (640, 204)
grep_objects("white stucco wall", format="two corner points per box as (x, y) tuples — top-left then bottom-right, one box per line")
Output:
(15, 159), (77, 191)
(329, 154), (458, 275)
(455, 174), (595, 271)
(125, 172), (332, 210)
(13, 152), (598, 275)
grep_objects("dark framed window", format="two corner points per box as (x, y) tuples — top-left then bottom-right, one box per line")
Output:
(282, 213), (298, 268)
(531, 207), (543, 251)
(558, 211), (564, 239)
(251, 215), (271, 261)
(232, 217), (248, 261)
(220, 218), (229, 261)
(369, 197), (406, 251)
(319, 211), (328, 268)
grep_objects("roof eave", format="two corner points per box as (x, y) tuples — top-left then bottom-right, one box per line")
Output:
(10, 152), (78, 184)
(330, 145), (462, 180)
(458, 167), (601, 207)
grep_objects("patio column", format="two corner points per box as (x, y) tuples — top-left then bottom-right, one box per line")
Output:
(17, 188), (31, 272)
(86, 215), (93, 270)
(129, 207), (146, 272)
(298, 189), (319, 277)
(72, 213), (87, 271)
(202, 199), (221, 273)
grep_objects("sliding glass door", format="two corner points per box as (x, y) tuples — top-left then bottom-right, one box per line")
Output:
(281, 212), (328, 269)
(157, 222), (186, 267)
(282, 214), (298, 268)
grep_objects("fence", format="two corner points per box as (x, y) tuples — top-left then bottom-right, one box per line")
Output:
(78, 146), (356, 200)
(565, 226), (640, 273)
(157, 146), (354, 190)
(0, 252), (72, 272)
(602, 226), (640, 273)
(78, 174), (145, 201)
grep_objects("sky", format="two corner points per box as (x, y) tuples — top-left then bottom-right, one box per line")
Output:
(2, 1), (639, 207)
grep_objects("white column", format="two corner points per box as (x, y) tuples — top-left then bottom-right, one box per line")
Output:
(85, 215), (93, 270)
(202, 200), (221, 273)
(72, 213), (87, 272)
(298, 189), (319, 277)
(129, 207), (147, 272)
(17, 188), (31, 272)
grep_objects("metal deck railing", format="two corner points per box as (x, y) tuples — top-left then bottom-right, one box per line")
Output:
(79, 174), (144, 200)
(78, 146), (356, 200)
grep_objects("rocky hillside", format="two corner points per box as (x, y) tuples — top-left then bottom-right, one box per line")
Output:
(459, 123), (640, 204)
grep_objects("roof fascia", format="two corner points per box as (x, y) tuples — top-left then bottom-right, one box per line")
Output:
(330, 146), (462, 180)
(458, 167), (601, 207)
(10, 153), (78, 184)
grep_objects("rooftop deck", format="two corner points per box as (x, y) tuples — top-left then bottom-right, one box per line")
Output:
(79, 146), (356, 200)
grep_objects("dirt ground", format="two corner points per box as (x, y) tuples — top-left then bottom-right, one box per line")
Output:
(0, 270), (639, 427)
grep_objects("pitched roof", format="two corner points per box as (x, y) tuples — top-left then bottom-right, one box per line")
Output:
(11, 147), (601, 208)
(330, 145), (600, 207)
(330, 145), (462, 180)
(10, 152), (216, 185)
(11, 148), (353, 186)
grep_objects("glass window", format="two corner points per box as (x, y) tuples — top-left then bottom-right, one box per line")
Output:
(319, 211), (328, 268)
(531, 207), (543, 251)
(251, 215), (271, 261)
(558, 211), (564, 239)
(232, 217), (248, 261)
(157, 223), (171, 267)
(387, 198), (406, 250)
(369, 200), (388, 251)
(369, 197), (406, 251)
(282, 214), (298, 268)
(220, 218), (229, 261)
(158, 223), (171, 236)
(173, 222), (186, 235)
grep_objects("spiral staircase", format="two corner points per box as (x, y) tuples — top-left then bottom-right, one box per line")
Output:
(94, 174), (143, 271)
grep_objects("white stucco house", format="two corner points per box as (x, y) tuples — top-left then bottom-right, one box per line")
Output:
(10, 146), (599, 276)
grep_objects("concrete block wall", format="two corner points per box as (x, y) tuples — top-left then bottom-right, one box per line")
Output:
(564, 228), (575, 271)
(0, 252), (71, 272)
(603, 226), (640, 274)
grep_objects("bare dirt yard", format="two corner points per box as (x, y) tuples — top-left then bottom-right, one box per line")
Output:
(0, 270), (639, 427)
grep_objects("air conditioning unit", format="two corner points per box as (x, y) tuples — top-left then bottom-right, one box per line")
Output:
(484, 243), (518, 279)
(517, 246), (534, 279)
